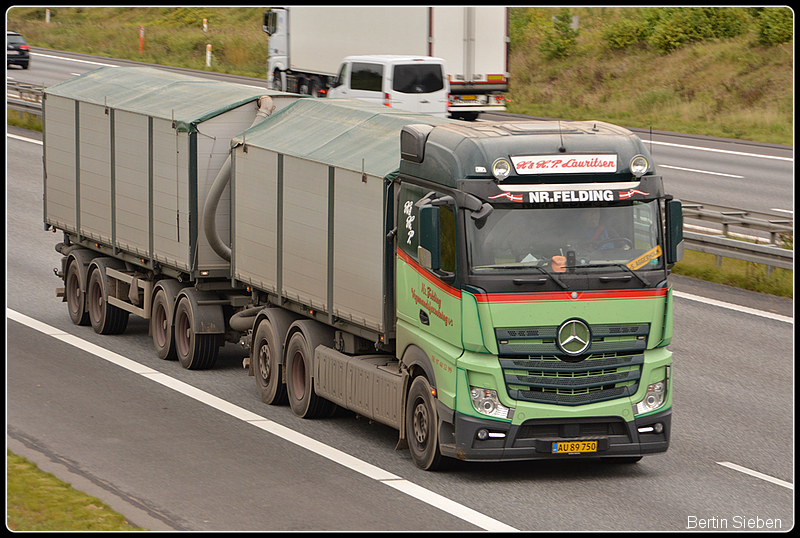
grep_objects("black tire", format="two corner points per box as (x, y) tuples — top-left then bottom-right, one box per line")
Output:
(406, 376), (453, 471)
(87, 268), (129, 335)
(285, 331), (335, 418)
(273, 70), (285, 92)
(174, 296), (219, 370)
(151, 289), (176, 360)
(254, 319), (287, 405)
(65, 260), (89, 326)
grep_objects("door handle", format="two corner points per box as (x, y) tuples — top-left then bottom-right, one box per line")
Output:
(419, 310), (430, 325)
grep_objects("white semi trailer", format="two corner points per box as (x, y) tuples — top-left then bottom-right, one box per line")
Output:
(263, 6), (509, 119)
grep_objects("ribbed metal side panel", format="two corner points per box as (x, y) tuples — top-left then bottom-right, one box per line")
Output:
(314, 346), (403, 430)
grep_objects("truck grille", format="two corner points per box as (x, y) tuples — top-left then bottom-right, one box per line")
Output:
(496, 324), (648, 406)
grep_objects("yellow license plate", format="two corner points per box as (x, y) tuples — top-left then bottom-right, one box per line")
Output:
(552, 441), (598, 454)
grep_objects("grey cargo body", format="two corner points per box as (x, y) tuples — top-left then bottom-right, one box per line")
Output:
(43, 66), (296, 277)
(231, 98), (454, 335)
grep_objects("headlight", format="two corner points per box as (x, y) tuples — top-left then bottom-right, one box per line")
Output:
(634, 379), (666, 415)
(470, 387), (513, 419)
(630, 155), (649, 178)
(491, 158), (512, 181)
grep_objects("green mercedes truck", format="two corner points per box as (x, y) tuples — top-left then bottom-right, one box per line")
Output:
(47, 67), (682, 471)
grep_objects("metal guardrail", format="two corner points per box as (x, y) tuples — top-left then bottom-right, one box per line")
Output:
(7, 81), (44, 118)
(6, 83), (794, 272)
(681, 200), (792, 245)
(683, 231), (793, 273)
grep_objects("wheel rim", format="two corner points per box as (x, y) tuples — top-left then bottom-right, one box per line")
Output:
(89, 277), (103, 323)
(66, 270), (81, 316)
(177, 311), (191, 356)
(154, 303), (168, 347)
(291, 351), (306, 399)
(412, 398), (430, 446)
(258, 340), (272, 383)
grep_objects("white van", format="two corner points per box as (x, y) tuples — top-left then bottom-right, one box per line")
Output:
(327, 55), (450, 117)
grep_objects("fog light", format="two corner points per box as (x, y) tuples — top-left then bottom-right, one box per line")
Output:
(637, 422), (664, 435)
(477, 429), (489, 440)
(470, 387), (512, 419)
(634, 380), (666, 415)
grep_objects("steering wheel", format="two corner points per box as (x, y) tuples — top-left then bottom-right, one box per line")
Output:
(589, 237), (633, 251)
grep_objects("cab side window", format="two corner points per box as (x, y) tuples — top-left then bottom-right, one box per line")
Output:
(398, 184), (457, 279)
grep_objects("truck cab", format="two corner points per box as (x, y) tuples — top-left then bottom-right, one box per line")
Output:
(327, 55), (450, 117)
(396, 120), (683, 467)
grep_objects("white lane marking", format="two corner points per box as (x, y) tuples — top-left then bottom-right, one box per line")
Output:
(771, 208), (793, 215)
(659, 164), (744, 178)
(649, 140), (793, 162)
(6, 308), (518, 532)
(7, 133), (42, 145)
(673, 291), (793, 324)
(32, 51), (118, 68)
(717, 462), (793, 490)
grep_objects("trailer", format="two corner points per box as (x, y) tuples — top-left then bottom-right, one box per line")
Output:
(263, 6), (509, 119)
(47, 67), (684, 471)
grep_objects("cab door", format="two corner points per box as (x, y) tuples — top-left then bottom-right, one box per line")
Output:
(395, 183), (462, 401)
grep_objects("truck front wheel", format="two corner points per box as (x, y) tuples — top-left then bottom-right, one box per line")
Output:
(406, 376), (452, 471)
(174, 296), (219, 370)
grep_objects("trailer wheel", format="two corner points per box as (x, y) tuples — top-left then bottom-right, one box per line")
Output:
(65, 260), (89, 326)
(87, 268), (129, 335)
(285, 331), (335, 418)
(254, 319), (287, 405)
(174, 296), (219, 370)
(151, 289), (176, 360)
(406, 376), (452, 471)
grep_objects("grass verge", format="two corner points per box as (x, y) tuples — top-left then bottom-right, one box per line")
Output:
(7, 450), (145, 531)
(672, 250), (792, 298)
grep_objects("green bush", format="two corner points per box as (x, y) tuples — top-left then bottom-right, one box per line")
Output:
(538, 8), (578, 59)
(647, 7), (751, 53)
(755, 7), (793, 46)
(602, 18), (648, 50)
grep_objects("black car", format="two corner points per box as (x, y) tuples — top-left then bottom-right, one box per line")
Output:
(7, 31), (30, 69)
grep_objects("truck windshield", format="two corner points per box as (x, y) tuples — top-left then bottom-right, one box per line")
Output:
(468, 201), (664, 277)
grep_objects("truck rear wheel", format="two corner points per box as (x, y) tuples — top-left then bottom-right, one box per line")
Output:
(151, 289), (176, 360)
(174, 296), (219, 370)
(65, 260), (89, 326)
(285, 331), (335, 418)
(254, 319), (287, 405)
(87, 267), (129, 335)
(406, 376), (452, 471)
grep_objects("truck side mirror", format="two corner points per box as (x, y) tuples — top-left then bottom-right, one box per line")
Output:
(665, 199), (684, 265)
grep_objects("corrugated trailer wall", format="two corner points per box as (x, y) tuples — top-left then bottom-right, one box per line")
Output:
(230, 98), (456, 340)
(232, 149), (387, 333)
(42, 67), (289, 278)
(43, 98), (200, 274)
